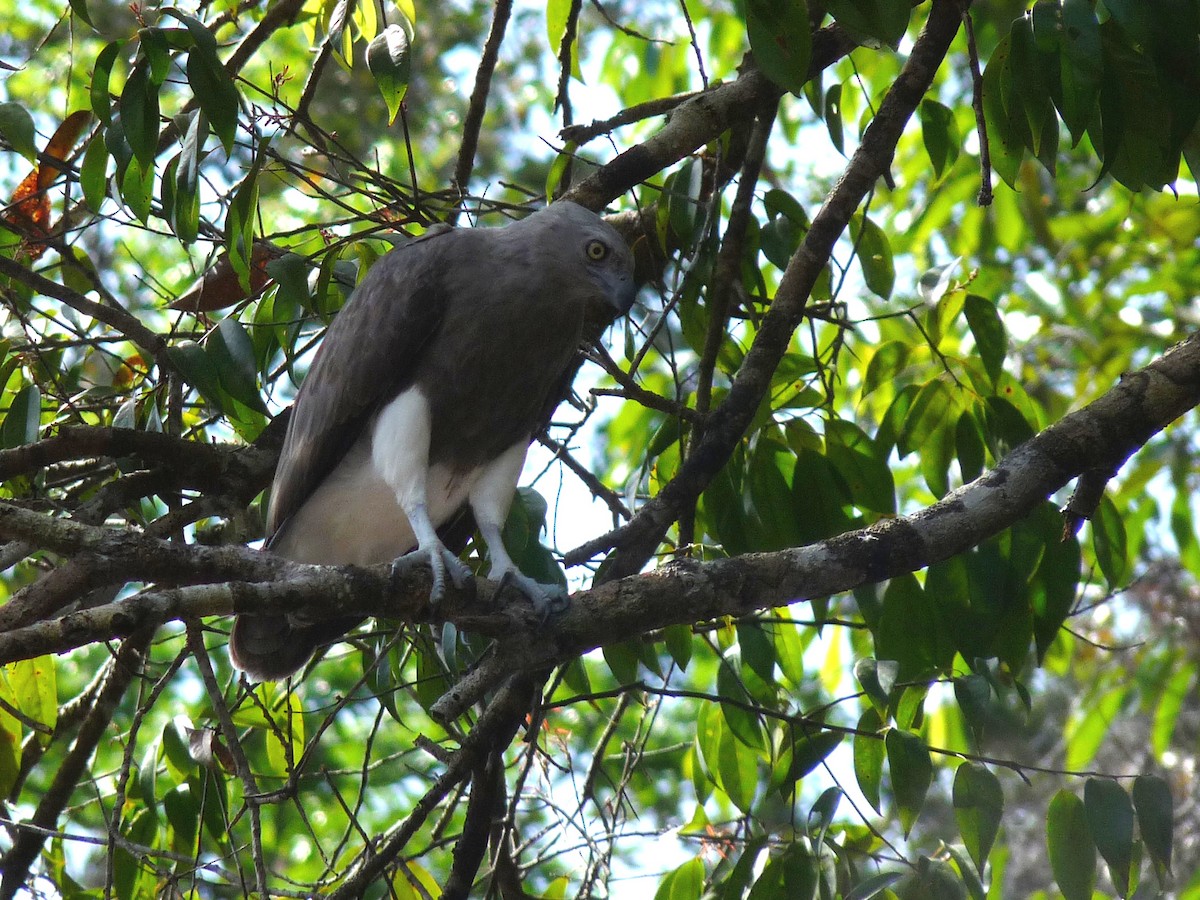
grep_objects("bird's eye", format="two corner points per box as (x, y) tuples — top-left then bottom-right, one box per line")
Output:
(586, 240), (609, 261)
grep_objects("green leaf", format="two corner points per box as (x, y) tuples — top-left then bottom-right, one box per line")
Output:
(850, 214), (894, 299)
(877, 574), (952, 681)
(744, 0), (811, 96)
(824, 82), (844, 154)
(8, 656), (57, 745)
(1084, 778), (1134, 896)
(1092, 496), (1128, 587)
(166, 340), (227, 415)
(655, 857), (706, 900)
(772, 727), (842, 791)
(825, 418), (895, 515)
(845, 871), (905, 900)
(0, 102), (36, 162)
(1132, 775), (1173, 880)
(919, 99), (960, 180)
(717, 656), (765, 750)
(68, 0), (93, 28)
(1047, 789), (1096, 900)
(981, 34), (1025, 188)
(367, 25), (412, 125)
(953, 763), (1003, 876)
(885, 729), (932, 837)
(119, 63), (159, 168)
(80, 134), (110, 212)
(1, 384), (42, 449)
(602, 641), (640, 685)
(210, 317), (269, 415)
(90, 41), (125, 126)
(853, 707), (884, 814)
(853, 657), (897, 713)
(160, 10), (242, 154)
(545, 139), (577, 201)
(863, 340), (910, 398)
(825, 0), (910, 49)
(1058, 0), (1103, 144)
(963, 295), (1007, 386)
(120, 154), (154, 223)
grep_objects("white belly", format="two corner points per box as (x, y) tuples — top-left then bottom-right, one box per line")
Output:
(272, 422), (477, 565)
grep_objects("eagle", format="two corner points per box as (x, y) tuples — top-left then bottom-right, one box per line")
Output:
(230, 202), (637, 681)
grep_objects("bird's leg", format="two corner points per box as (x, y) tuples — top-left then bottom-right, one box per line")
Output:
(470, 442), (569, 618)
(374, 389), (470, 605)
(477, 520), (569, 617)
(391, 501), (472, 604)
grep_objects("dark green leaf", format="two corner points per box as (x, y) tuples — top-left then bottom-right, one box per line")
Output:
(90, 41), (125, 126)
(0, 102), (36, 162)
(120, 154), (154, 223)
(919, 98), (959, 179)
(955, 410), (986, 483)
(1, 384), (41, 449)
(850, 214), (894, 299)
(166, 340), (226, 414)
(1047, 789), (1096, 900)
(825, 0), (910, 49)
(663, 623), (693, 671)
(602, 641), (640, 685)
(853, 707), (884, 814)
(772, 727), (842, 791)
(80, 134), (110, 212)
(68, 0), (93, 28)
(981, 34), (1024, 188)
(1058, 0), (1102, 144)
(885, 729), (932, 837)
(119, 63), (159, 168)
(825, 418), (895, 515)
(824, 82), (843, 154)
(717, 657), (765, 750)
(1132, 775), (1173, 880)
(862, 340), (910, 398)
(963, 295), (1006, 386)
(844, 871), (905, 900)
(744, 0), (811, 96)
(853, 657), (897, 713)
(1084, 778), (1134, 896)
(877, 574), (953, 680)
(1092, 496), (1128, 587)
(159, 10), (241, 154)
(953, 763), (1004, 875)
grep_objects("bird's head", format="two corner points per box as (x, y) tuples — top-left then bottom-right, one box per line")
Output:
(533, 201), (637, 316)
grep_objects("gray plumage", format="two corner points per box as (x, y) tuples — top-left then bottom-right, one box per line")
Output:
(230, 202), (636, 681)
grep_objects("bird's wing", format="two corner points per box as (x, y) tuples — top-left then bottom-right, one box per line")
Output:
(266, 230), (451, 541)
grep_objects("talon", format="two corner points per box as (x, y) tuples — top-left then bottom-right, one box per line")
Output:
(494, 567), (570, 620)
(392, 545), (471, 605)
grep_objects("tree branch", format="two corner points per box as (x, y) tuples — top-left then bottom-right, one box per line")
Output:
(568, 0), (967, 576)
(5, 325), (1191, 708)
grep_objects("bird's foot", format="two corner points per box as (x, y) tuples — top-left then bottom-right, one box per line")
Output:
(494, 566), (570, 620)
(392, 544), (472, 605)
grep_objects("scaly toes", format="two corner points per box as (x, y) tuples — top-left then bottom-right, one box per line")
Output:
(392, 546), (468, 605)
(496, 569), (570, 620)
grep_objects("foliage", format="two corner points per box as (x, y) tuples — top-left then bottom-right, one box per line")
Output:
(0, 0), (1198, 897)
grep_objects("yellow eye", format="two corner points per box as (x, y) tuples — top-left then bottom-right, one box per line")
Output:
(586, 240), (609, 261)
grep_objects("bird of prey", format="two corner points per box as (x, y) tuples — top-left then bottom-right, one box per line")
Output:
(230, 201), (637, 681)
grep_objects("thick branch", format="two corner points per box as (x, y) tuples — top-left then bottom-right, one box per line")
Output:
(4, 331), (1200, 694)
(562, 23), (855, 211)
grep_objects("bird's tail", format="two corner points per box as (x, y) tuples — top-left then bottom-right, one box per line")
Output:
(229, 614), (361, 681)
